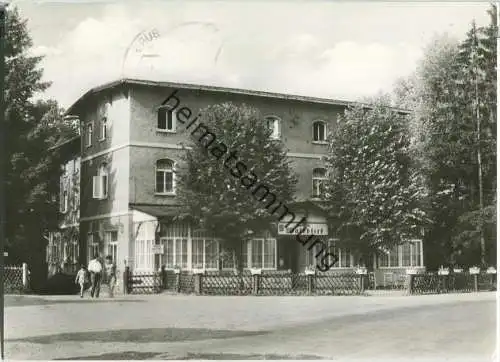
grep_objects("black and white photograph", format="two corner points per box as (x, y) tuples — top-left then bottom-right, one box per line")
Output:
(0, 1), (498, 361)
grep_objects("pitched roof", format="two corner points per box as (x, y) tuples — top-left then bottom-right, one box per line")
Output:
(65, 78), (412, 116)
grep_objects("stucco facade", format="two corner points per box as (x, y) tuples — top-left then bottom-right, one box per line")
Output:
(62, 78), (424, 276)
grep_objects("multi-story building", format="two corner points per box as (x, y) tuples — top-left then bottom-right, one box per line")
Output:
(47, 135), (81, 276)
(61, 78), (424, 281)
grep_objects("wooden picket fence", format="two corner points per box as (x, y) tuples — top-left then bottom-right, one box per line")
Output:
(122, 267), (497, 296)
(409, 272), (496, 295)
(3, 264), (29, 294)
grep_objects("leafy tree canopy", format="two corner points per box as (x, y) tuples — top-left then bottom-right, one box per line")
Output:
(177, 102), (297, 268)
(323, 100), (428, 263)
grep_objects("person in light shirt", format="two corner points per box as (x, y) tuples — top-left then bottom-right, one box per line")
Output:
(104, 255), (117, 298)
(87, 253), (103, 298)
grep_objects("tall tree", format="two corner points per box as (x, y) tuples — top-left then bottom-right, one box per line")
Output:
(177, 102), (297, 271)
(4, 8), (78, 278)
(452, 10), (497, 266)
(392, 6), (497, 268)
(323, 100), (427, 268)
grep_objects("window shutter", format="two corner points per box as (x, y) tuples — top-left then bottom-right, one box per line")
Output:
(158, 108), (167, 129)
(101, 175), (108, 199)
(93, 175), (101, 199)
(171, 109), (177, 131)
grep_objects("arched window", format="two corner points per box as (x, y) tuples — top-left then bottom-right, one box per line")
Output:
(100, 117), (107, 140)
(156, 159), (175, 194)
(100, 102), (110, 140)
(312, 120), (327, 142)
(265, 116), (281, 140)
(93, 163), (108, 199)
(86, 123), (93, 147)
(312, 168), (327, 198)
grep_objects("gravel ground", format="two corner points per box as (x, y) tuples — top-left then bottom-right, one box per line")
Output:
(5, 292), (496, 360)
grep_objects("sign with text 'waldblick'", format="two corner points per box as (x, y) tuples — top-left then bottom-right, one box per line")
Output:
(278, 222), (328, 236)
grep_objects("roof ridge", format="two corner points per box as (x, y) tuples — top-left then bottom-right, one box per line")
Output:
(65, 78), (412, 116)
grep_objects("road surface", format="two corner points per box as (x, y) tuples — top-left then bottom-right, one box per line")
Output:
(5, 292), (496, 360)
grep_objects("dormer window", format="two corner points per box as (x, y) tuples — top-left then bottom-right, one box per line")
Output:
(158, 106), (177, 132)
(265, 116), (281, 140)
(313, 121), (327, 143)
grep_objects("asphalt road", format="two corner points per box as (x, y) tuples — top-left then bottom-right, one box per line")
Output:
(4, 292), (497, 360)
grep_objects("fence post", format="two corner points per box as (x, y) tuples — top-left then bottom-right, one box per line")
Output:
(438, 268), (449, 293)
(486, 267), (496, 291)
(193, 269), (204, 294)
(407, 274), (415, 295)
(123, 266), (130, 295)
(305, 269), (315, 295)
(406, 268), (418, 295)
(251, 269), (261, 295)
(355, 267), (367, 294)
(160, 265), (166, 289)
(469, 267), (480, 292)
(174, 269), (181, 293)
(22, 262), (29, 290)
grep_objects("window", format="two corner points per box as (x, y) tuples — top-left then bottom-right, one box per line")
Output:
(243, 238), (277, 269)
(175, 239), (188, 269)
(100, 117), (107, 140)
(205, 239), (219, 269)
(305, 239), (352, 269)
(87, 232), (100, 262)
(157, 106), (177, 132)
(60, 175), (69, 213)
(191, 231), (219, 270)
(220, 247), (235, 269)
(265, 116), (281, 139)
(378, 240), (423, 267)
(86, 123), (93, 147)
(105, 230), (118, 262)
(192, 239), (204, 269)
(62, 191), (68, 213)
(71, 238), (79, 264)
(136, 239), (154, 270)
(313, 121), (327, 142)
(155, 159), (175, 194)
(338, 247), (353, 268)
(93, 164), (108, 199)
(251, 239), (263, 268)
(312, 168), (327, 198)
(161, 223), (189, 269)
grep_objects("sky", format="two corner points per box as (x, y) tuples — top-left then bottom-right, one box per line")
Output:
(12, 1), (494, 109)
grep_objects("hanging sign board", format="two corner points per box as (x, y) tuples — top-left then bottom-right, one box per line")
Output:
(278, 222), (328, 236)
(151, 244), (164, 254)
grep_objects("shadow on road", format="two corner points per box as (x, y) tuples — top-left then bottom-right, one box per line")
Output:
(8, 327), (269, 345)
(56, 351), (326, 360)
(5, 295), (145, 307)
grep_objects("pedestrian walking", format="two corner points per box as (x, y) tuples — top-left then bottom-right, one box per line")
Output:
(75, 265), (87, 298)
(88, 254), (103, 298)
(104, 255), (117, 298)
